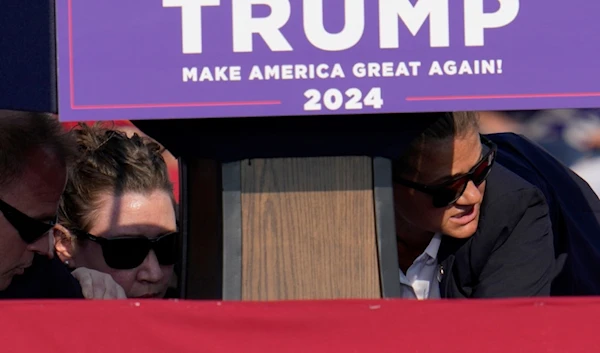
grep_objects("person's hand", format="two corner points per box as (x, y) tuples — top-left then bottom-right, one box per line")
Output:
(71, 267), (127, 299)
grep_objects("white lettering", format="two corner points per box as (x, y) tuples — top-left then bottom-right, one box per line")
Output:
(379, 0), (449, 49)
(230, 66), (242, 80)
(464, 0), (520, 46)
(303, 0), (364, 51)
(214, 66), (228, 81)
(394, 62), (410, 76)
(482, 59), (495, 74)
(232, 0), (292, 52)
(353, 63), (366, 78)
(458, 60), (473, 75)
(382, 62), (394, 77)
(265, 65), (280, 79)
(168, 0), (521, 54)
(330, 63), (345, 78)
(429, 61), (443, 76)
(249, 65), (264, 80)
(427, 60), (500, 75)
(296, 65), (308, 79)
(316, 64), (329, 78)
(353, 62), (422, 77)
(199, 66), (215, 81)
(281, 64), (293, 79)
(183, 66), (244, 81)
(408, 61), (422, 76)
(247, 64), (346, 80)
(473, 60), (480, 74)
(163, 0), (220, 54)
(443, 60), (457, 75)
(304, 87), (384, 111)
(182, 67), (198, 81)
(368, 63), (381, 77)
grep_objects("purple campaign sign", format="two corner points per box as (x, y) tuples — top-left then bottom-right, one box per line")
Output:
(56, 0), (600, 121)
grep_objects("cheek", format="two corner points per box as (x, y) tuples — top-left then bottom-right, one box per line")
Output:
(478, 181), (487, 198)
(394, 187), (447, 231)
(106, 269), (138, 293)
(0, 233), (27, 270)
(75, 243), (105, 268)
(160, 265), (175, 284)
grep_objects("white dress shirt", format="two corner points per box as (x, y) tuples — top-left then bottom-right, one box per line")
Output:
(399, 233), (442, 300)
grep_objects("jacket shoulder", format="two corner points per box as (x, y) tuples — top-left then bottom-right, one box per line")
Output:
(484, 162), (541, 201)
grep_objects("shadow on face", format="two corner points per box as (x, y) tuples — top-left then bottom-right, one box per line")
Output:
(59, 190), (177, 298)
(393, 129), (486, 241)
(0, 148), (67, 290)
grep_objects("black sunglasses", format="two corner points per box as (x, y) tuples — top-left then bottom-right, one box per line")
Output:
(72, 230), (179, 270)
(394, 135), (497, 208)
(0, 198), (57, 244)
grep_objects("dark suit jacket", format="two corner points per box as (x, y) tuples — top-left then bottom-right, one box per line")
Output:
(438, 163), (557, 298)
(0, 255), (84, 299)
(488, 133), (600, 295)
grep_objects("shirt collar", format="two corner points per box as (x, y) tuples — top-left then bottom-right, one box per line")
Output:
(424, 233), (442, 261)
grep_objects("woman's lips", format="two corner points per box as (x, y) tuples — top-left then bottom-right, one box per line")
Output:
(450, 206), (477, 225)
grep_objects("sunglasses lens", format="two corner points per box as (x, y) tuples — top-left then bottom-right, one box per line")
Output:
(0, 199), (60, 244)
(20, 228), (52, 244)
(153, 233), (179, 266)
(102, 238), (150, 270)
(472, 158), (493, 186)
(432, 179), (468, 208)
(431, 147), (495, 208)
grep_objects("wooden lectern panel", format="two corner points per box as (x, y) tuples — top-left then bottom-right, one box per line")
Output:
(240, 157), (380, 300)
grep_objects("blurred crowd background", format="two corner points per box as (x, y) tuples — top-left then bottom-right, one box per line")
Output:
(479, 110), (600, 196)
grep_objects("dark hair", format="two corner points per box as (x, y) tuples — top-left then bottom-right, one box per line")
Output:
(393, 111), (479, 174)
(0, 110), (76, 190)
(59, 123), (174, 233)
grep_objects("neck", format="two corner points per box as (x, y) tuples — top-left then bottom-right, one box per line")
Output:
(395, 218), (435, 273)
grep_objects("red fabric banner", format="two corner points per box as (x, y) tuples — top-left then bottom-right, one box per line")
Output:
(1, 298), (599, 353)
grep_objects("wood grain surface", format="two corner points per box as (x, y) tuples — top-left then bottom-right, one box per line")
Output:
(240, 157), (381, 300)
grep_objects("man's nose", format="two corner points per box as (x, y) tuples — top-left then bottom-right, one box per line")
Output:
(456, 180), (483, 205)
(26, 231), (54, 259)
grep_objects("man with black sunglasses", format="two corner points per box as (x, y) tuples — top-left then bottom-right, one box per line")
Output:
(0, 110), (124, 299)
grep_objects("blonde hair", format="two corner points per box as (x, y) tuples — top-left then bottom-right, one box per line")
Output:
(59, 123), (174, 233)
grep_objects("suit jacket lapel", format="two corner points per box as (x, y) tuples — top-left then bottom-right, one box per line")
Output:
(438, 236), (468, 298)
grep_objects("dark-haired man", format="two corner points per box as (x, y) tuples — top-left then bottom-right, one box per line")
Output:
(0, 110), (124, 299)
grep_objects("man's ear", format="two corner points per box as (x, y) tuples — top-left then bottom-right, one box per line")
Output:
(53, 224), (77, 267)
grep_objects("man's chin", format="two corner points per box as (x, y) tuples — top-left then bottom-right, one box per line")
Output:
(444, 219), (479, 239)
(0, 275), (14, 291)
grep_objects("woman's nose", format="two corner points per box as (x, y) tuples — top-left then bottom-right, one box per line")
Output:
(136, 250), (164, 283)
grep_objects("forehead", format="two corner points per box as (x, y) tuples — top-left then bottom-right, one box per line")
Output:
(1, 148), (67, 220)
(89, 191), (176, 238)
(412, 132), (483, 184)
